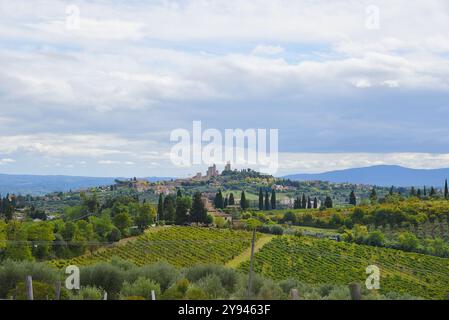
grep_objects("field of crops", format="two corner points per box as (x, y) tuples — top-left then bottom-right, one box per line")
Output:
(51, 226), (256, 268)
(238, 236), (449, 299)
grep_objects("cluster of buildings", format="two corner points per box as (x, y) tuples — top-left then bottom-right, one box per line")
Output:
(193, 162), (232, 180)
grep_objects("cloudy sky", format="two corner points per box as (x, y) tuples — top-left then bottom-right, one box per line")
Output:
(1, 0), (449, 177)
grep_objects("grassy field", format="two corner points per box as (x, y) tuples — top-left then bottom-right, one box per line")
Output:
(225, 234), (274, 268)
(238, 235), (449, 299)
(51, 226), (257, 268)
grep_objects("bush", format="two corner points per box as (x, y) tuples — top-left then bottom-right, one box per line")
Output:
(120, 277), (161, 300)
(185, 264), (239, 293)
(8, 281), (69, 300)
(196, 274), (228, 299)
(127, 262), (180, 291)
(185, 286), (208, 300)
(80, 263), (124, 298)
(0, 260), (59, 299)
(256, 280), (284, 300)
(162, 278), (190, 300)
(69, 286), (103, 300)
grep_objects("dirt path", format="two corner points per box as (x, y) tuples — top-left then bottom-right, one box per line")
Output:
(225, 234), (274, 268)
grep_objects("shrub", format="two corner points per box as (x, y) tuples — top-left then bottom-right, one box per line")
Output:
(120, 277), (161, 300)
(185, 264), (239, 293)
(196, 274), (228, 299)
(0, 260), (59, 299)
(80, 263), (124, 298)
(127, 262), (180, 291)
(8, 281), (69, 300)
(185, 286), (208, 300)
(69, 286), (103, 300)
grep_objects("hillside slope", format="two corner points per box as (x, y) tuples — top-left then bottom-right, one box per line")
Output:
(238, 236), (449, 299)
(284, 165), (449, 187)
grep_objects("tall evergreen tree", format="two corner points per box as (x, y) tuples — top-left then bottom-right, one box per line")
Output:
(240, 191), (248, 210)
(264, 191), (270, 210)
(177, 189), (182, 198)
(214, 190), (224, 209)
(313, 197), (318, 209)
(271, 190), (276, 210)
(417, 188), (422, 198)
(349, 190), (357, 206)
(163, 195), (176, 223)
(369, 188), (377, 204)
(157, 193), (164, 223)
(294, 196), (301, 209)
(301, 194), (307, 209)
(389, 186), (394, 195)
(442, 179), (449, 200)
(429, 186), (436, 197)
(258, 188), (264, 211)
(190, 192), (207, 224)
(175, 196), (191, 225)
(324, 196), (333, 208)
(307, 196), (312, 209)
(410, 187), (416, 197)
(224, 197), (228, 208)
(423, 186), (427, 197)
(228, 193), (235, 206)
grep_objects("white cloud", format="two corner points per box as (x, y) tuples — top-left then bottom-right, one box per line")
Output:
(98, 160), (120, 165)
(0, 158), (15, 165)
(252, 45), (284, 56)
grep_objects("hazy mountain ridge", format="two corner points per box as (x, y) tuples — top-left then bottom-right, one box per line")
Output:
(0, 174), (172, 196)
(283, 165), (449, 187)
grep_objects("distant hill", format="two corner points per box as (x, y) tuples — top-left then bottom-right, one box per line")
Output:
(283, 165), (449, 187)
(0, 174), (172, 196)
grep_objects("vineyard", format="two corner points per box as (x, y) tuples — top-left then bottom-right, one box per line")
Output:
(51, 226), (256, 268)
(238, 236), (449, 299)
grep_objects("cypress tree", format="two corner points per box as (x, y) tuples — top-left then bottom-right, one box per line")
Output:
(157, 193), (164, 222)
(301, 194), (307, 209)
(214, 190), (224, 209)
(313, 197), (318, 209)
(423, 186), (427, 197)
(430, 186), (436, 197)
(349, 190), (357, 206)
(175, 196), (191, 225)
(294, 196), (301, 209)
(258, 188), (264, 211)
(369, 188), (377, 204)
(191, 192), (207, 224)
(389, 186), (394, 195)
(307, 196), (312, 209)
(271, 190), (276, 210)
(324, 196), (333, 208)
(229, 193), (235, 206)
(240, 191), (248, 210)
(264, 191), (270, 210)
(410, 187), (416, 197)
(163, 195), (176, 223)
(445, 179), (448, 199)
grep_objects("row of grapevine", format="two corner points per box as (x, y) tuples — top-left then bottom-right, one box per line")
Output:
(51, 226), (256, 268)
(238, 236), (449, 299)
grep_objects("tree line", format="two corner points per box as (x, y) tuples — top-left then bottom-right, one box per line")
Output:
(157, 191), (209, 225)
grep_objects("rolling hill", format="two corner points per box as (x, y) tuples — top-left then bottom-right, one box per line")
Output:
(0, 173), (172, 195)
(283, 165), (449, 187)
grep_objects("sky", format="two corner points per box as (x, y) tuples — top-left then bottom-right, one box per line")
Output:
(2, 0), (449, 177)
